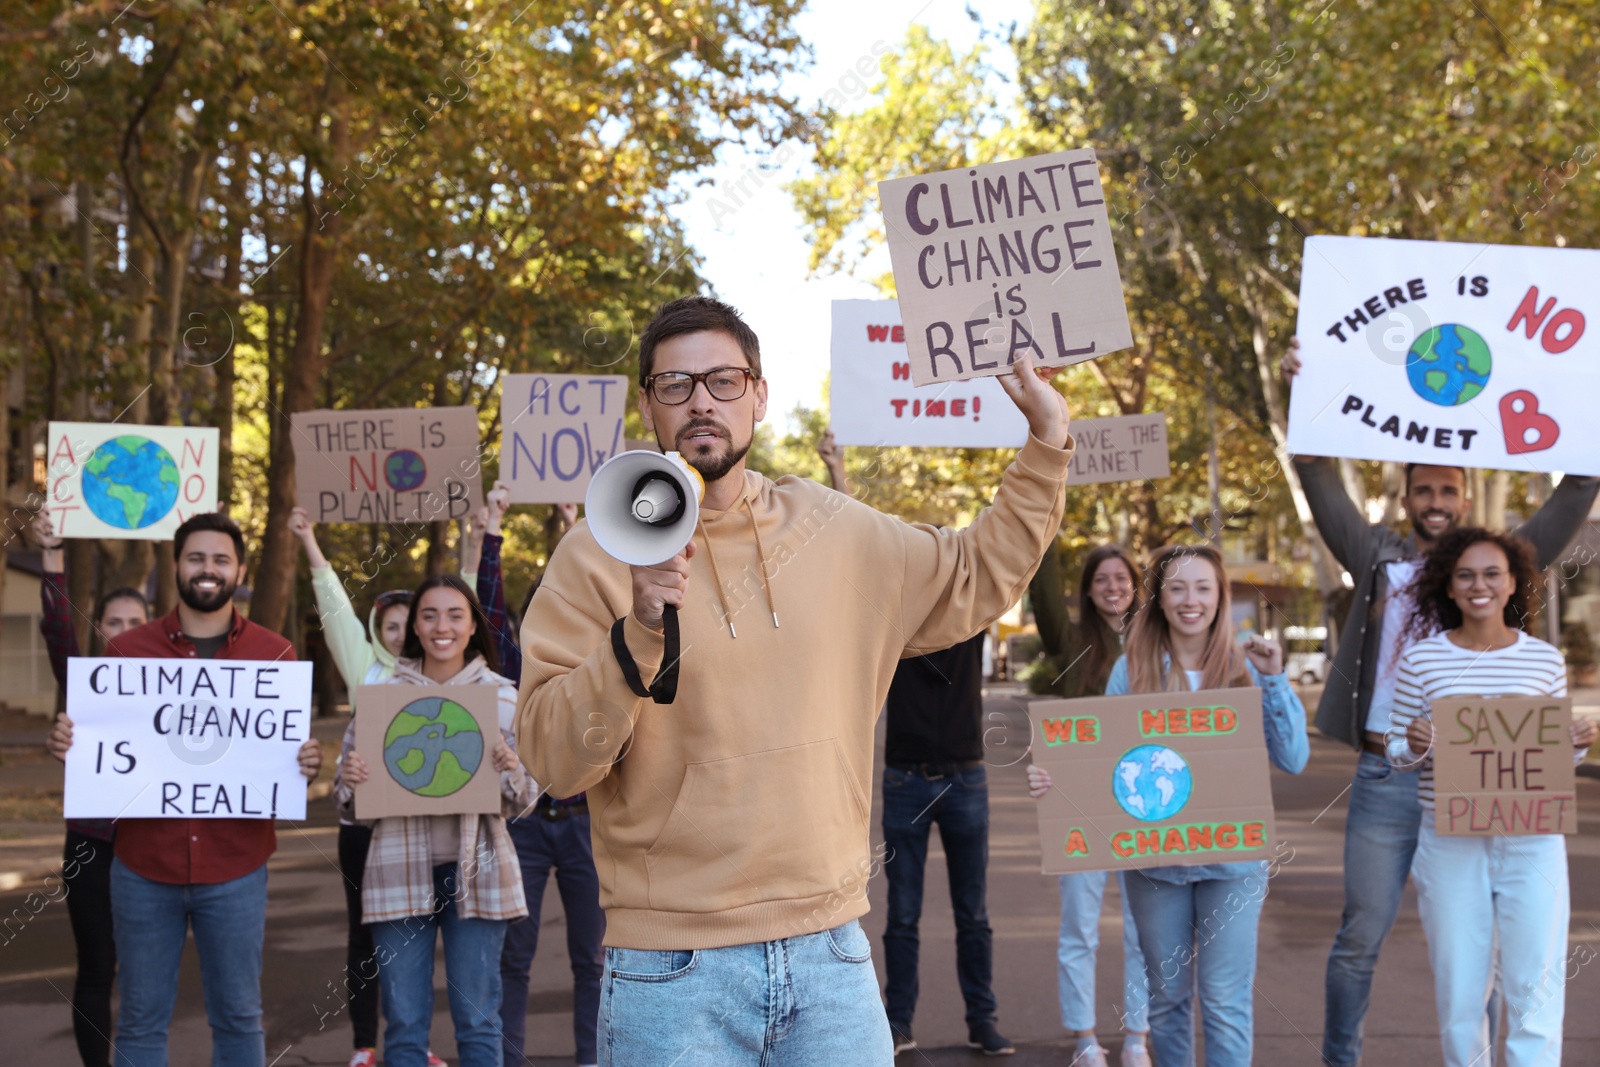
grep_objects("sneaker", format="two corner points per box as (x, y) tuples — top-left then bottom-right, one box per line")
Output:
(426, 1053), (447, 1067)
(346, 1052), (376, 1067)
(967, 1022), (1016, 1056)
(1070, 1045), (1109, 1067)
(890, 1023), (917, 1056)
(1119, 1042), (1152, 1067)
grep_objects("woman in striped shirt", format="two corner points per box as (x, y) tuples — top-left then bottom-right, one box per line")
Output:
(1385, 527), (1596, 1067)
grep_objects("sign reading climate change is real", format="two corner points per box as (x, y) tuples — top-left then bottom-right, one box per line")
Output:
(47, 422), (219, 540)
(64, 658), (314, 820)
(1028, 688), (1279, 875)
(1289, 236), (1600, 474)
(292, 406), (484, 524)
(879, 148), (1133, 386)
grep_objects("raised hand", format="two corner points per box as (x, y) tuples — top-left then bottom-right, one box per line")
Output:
(1243, 634), (1284, 676)
(994, 353), (1071, 448)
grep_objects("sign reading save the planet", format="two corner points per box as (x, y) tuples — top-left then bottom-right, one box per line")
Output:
(292, 406), (484, 525)
(353, 685), (502, 818)
(47, 423), (220, 540)
(1288, 236), (1600, 474)
(1028, 688), (1278, 875)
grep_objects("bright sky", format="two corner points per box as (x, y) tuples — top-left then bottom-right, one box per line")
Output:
(672, 0), (1034, 432)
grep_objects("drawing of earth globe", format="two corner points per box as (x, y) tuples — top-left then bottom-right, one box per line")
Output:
(82, 436), (181, 530)
(1406, 324), (1491, 407)
(385, 449), (427, 491)
(382, 696), (484, 797)
(1112, 744), (1194, 822)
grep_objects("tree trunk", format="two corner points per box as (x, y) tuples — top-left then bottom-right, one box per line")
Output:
(251, 92), (349, 635)
(215, 194), (242, 512)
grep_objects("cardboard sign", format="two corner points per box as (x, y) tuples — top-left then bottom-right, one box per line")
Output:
(292, 406), (483, 524)
(1029, 688), (1276, 874)
(500, 374), (630, 503)
(353, 685), (502, 818)
(1289, 235), (1600, 474)
(1431, 696), (1576, 836)
(1069, 413), (1171, 485)
(879, 148), (1133, 386)
(47, 422), (219, 540)
(63, 658), (313, 820)
(828, 300), (1030, 448)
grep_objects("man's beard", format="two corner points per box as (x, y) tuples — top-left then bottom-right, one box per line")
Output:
(1416, 510), (1460, 542)
(177, 574), (237, 613)
(673, 421), (751, 484)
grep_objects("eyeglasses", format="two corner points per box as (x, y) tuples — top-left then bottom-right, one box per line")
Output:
(645, 367), (755, 406)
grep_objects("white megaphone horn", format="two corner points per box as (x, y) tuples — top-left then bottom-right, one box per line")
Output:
(584, 449), (705, 566)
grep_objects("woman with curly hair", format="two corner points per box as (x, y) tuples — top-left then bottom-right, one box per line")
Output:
(1385, 527), (1597, 1067)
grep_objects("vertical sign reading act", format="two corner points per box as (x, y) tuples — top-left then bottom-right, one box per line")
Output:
(47, 423), (219, 540)
(500, 373), (629, 504)
(879, 148), (1133, 386)
(1431, 696), (1577, 836)
(292, 406), (484, 524)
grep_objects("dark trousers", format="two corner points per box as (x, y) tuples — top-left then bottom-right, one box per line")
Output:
(880, 765), (997, 1030)
(64, 830), (116, 1067)
(338, 822), (381, 1050)
(500, 812), (606, 1065)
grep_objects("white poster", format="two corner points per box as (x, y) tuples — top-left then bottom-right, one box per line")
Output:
(829, 300), (1030, 448)
(1289, 235), (1600, 474)
(500, 373), (630, 503)
(63, 658), (314, 820)
(47, 423), (220, 540)
(879, 148), (1133, 385)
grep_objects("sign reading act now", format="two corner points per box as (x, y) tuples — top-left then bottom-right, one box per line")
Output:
(1028, 688), (1277, 874)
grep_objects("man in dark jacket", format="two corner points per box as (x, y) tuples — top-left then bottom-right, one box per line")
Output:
(879, 633), (1015, 1058)
(1283, 338), (1600, 1065)
(47, 513), (322, 1067)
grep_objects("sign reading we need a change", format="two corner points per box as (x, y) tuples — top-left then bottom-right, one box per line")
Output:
(879, 148), (1133, 386)
(47, 423), (219, 540)
(1289, 236), (1600, 474)
(1431, 696), (1577, 836)
(63, 658), (314, 820)
(500, 373), (629, 504)
(1028, 688), (1278, 875)
(829, 300), (1029, 448)
(293, 406), (484, 524)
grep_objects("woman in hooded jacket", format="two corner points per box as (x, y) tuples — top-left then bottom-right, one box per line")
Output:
(291, 507), (426, 1067)
(335, 573), (538, 1067)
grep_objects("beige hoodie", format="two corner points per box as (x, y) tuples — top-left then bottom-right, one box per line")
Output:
(516, 433), (1072, 949)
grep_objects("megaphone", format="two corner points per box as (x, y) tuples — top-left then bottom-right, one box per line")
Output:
(584, 450), (705, 566)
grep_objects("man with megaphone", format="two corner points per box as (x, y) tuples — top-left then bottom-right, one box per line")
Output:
(516, 296), (1074, 1066)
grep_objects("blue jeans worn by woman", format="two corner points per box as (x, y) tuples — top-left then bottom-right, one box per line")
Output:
(1058, 870), (1149, 1034)
(1124, 871), (1266, 1067)
(879, 764), (997, 1032)
(596, 919), (892, 1066)
(371, 862), (509, 1067)
(110, 858), (268, 1067)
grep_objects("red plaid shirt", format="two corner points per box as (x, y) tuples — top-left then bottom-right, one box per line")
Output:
(104, 608), (296, 885)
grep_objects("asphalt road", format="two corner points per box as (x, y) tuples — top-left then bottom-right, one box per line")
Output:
(6, 685), (1600, 1065)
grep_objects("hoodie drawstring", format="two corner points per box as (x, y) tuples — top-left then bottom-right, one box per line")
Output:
(697, 496), (780, 638)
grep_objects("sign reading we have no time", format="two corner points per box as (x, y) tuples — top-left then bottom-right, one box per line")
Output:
(1028, 688), (1278, 875)
(1431, 696), (1577, 836)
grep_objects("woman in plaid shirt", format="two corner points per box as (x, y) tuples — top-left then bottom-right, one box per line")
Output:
(336, 573), (539, 1067)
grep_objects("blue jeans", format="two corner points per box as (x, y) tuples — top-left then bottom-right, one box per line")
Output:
(371, 863), (509, 1067)
(596, 919), (892, 1066)
(1124, 870), (1267, 1067)
(879, 764), (996, 1031)
(500, 813), (606, 1065)
(110, 858), (268, 1067)
(1058, 871), (1149, 1033)
(1322, 752), (1422, 1065)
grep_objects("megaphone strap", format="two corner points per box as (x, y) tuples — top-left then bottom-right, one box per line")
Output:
(610, 605), (680, 704)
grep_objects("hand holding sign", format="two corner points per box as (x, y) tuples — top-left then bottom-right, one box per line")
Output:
(993, 354), (1072, 449)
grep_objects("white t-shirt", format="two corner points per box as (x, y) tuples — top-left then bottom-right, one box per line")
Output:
(1365, 559), (1422, 736)
(1184, 669), (1204, 689)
